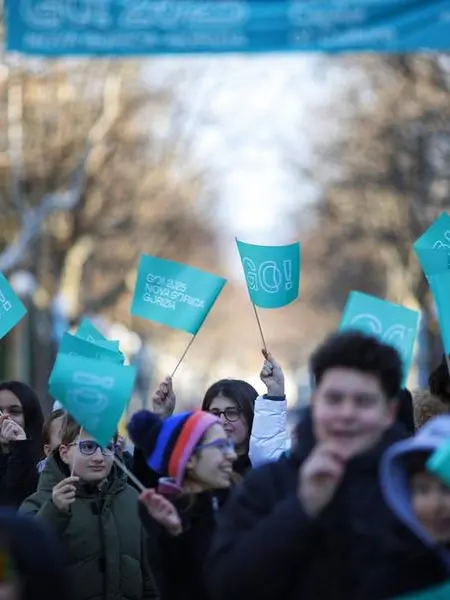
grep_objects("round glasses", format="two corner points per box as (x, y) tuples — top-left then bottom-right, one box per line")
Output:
(209, 407), (241, 423)
(71, 440), (115, 457)
(196, 438), (235, 455)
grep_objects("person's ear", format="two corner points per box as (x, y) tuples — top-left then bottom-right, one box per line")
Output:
(186, 454), (198, 474)
(387, 400), (398, 423)
(43, 444), (51, 458)
(59, 444), (70, 465)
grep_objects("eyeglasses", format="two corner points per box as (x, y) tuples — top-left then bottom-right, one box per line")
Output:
(70, 440), (115, 456)
(209, 407), (241, 423)
(196, 438), (235, 455)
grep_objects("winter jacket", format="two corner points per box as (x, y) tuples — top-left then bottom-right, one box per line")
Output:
(20, 454), (158, 600)
(205, 407), (410, 600)
(142, 491), (218, 600)
(0, 440), (39, 507)
(249, 395), (289, 466)
(412, 389), (450, 429)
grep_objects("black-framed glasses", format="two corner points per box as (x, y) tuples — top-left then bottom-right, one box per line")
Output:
(209, 407), (241, 423)
(196, 438), (235, 455)
(70, 440), (115, 457)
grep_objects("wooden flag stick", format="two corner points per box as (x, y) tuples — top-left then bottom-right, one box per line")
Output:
(113, 455), (146, 492)
(252, 304), (267, 354)
(71, 428), (83, 476)
(171, 334), (197, 378)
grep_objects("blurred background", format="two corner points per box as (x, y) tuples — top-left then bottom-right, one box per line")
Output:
(1, 51), (449, 413)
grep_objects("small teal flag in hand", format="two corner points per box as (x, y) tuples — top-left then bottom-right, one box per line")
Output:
(414, 213), (450, 277)
(236, 240), (301, 309)
(131, 255), (226, 334)
(0, 273), (27, 339)
(339, 292), (419, 385)
(428, 271), (450, 355)
(76, 318), (120, 352)
(50, 354), (136, 447)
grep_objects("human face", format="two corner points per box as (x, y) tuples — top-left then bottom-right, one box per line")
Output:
(186, 424), (237, 491)
(312, 368), (396, 458)
(60, 433), (114, 483)
(208, 396), (249, 452)
(44, 416), (65, 457)
(0, 391), (24, 431)
(412, 471), (450, 543)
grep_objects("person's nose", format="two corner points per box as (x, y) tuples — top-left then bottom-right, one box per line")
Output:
(338, 398), (355, 419)
(91, 447), (104, 462)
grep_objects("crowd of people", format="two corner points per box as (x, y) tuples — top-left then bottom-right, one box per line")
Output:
(0, 331), (450, 599)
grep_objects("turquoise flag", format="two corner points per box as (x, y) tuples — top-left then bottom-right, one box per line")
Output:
(414, 213), (450, 277)
(59, 333), (124, 365)
(392, 580), (450, 599)
(428, 271), (450, 355)
(131, 255), (226, 334)
(339, 292), (419, 385)
(50, 354), (136, 447)
(236, 240), (300, 309)
(427, 441), (450, 487)
(0, 273), (27, 339)
(76, 318), (120, 352)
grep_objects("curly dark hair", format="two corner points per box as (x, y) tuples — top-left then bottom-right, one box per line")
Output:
(310, 330), (403, 401)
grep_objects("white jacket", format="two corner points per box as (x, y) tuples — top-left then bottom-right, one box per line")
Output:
(249, 395), (290, 466)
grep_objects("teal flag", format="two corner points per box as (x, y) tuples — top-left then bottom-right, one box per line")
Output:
(392, 580), (450, 599)
(339, 291), (419, 384)
(414, 213), (450, 276)
(76, 318), (120, 352)
(427, 441), (450, 487)
(236, 240), (300, 309)
(50, 354), (136, 447)
(59, 333), (124, 365)
(428, 271), (450, 355)
(131, 255), (226, 334)
(414, 247), (450, 278)
(0, 273), (27, 339)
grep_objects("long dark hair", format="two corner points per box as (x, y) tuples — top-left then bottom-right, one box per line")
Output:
(0, 381), (44, 460)
(202, 379), (257, 433)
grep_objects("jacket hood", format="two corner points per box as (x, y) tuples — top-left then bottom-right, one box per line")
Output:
(39, 452), (127, 497)
(381, 416), (450, 561)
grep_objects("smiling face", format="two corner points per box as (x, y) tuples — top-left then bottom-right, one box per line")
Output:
(207, 396), (249, 453)
(411, 471), (450, 543)
(60, 432), (114, 484)
(185, 423), (237, 491)
(312, 368), (396, 458)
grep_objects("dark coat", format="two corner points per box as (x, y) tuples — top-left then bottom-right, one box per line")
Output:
(142, 491), (218, 600)
(0, 440), (40, 507)
(205, 408), (423, 600)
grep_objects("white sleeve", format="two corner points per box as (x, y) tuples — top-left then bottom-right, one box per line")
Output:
(249, 396), (290, 467)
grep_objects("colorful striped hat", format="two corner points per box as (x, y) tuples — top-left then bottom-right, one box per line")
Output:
(128, 410), (220, 487)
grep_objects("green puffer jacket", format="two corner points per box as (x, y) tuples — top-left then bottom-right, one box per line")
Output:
(20, 454), (159, 600)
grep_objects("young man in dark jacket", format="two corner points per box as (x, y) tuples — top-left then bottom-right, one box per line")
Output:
(205, 331), (420, 600)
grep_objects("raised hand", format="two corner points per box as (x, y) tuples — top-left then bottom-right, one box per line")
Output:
(260, 350), (285, 397)
(0, 416), (26, 443)
(152, 377), (176, 419)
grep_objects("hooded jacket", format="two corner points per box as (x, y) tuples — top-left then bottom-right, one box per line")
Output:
(375, 416), (450, 596)
(20, 454), (158, 600)
(205, 407), (409, 600)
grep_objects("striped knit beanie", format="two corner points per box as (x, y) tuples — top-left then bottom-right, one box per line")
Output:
(128, 410), (220, 487)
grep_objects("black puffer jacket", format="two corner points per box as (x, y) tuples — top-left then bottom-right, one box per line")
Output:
(205, 408), (427, 600)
